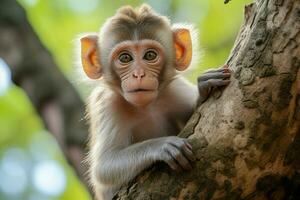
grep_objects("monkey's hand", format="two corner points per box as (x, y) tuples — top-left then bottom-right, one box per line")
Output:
(156, 136), (195, 171)
(197, 65), (231, 103)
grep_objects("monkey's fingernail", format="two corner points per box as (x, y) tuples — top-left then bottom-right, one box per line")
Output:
(187, 143), (193, 150)
(223, 64), (229, 68)
(223, 68), (230, 73)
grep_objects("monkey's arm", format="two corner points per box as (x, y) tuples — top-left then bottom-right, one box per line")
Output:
(93, 135), (194, 187)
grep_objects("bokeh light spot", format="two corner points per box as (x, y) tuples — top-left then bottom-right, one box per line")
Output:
(32, 160), (66, 196)
(0, 148), (28, 196)
(67, 0), (99, 13)
(22, 0), (38, 6)
(0, 58), (12, 96)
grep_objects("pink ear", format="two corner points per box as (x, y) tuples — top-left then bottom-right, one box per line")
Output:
(80, 35), (102, 79)
(173, 28), (192, 71)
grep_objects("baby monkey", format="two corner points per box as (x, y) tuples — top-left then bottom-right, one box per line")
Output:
(79, 4), (230, 200)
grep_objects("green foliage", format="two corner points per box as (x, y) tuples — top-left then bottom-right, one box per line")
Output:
(0, 0), (252, 199)
(0, 86), (41, 148)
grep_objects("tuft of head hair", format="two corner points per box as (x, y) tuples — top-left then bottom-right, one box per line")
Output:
(116, 4), (153, 18)
(115, 4), (163, 23)
(99, 4), (171, 43)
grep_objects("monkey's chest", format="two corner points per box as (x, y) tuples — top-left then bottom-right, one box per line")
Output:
(131, 115), (179, 143)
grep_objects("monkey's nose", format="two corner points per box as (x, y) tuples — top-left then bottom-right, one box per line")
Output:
(133, 69), (145, 80)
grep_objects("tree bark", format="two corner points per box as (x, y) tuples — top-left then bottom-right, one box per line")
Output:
(0, 0), (91, 195)
(115, 0), (300, 199)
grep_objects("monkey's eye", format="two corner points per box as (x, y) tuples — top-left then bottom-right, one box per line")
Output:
(118, 53), (133, 64)
(143, 50), (157, 61)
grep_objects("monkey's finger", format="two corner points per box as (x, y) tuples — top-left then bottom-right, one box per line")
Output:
(217, 64), (229, 70)
(221, 64), (229, 68)
(203, 79), (231, 88)
(218, 79), (231, 86)
(203, 65), (230, 74)
(205, 68), (231, 75)
(185, 141), (193, 150)
(203, 68), (224, 73)
(167, 137), (186, 149)
(168, 146), (192, 170)
(182, 145), (196, 162)
(198, 72), (230, 82)
(164, 155), (181, 171)
(175, 153), (192, 170)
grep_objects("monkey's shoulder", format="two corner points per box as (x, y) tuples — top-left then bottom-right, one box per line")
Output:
(88, 85), (114, 105)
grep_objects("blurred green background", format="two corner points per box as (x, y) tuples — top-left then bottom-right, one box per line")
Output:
(0, 0), (252, 199)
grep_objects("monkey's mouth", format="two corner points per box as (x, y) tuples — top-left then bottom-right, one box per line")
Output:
(124, 88), (158, 107)
(128, 88), (154, 93)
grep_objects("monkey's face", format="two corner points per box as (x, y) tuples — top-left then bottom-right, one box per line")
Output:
(80, 8), (194, 108)
(110, 40), (165, 107)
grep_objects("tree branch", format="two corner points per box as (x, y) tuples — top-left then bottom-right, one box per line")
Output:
(0, 0), (91, 195)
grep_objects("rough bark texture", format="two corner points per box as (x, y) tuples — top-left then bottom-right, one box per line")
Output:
(115, 0), (300, 199)
(0, 0), (91, 195)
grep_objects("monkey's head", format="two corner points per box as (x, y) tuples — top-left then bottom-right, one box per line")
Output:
(80, 4), (194, 107)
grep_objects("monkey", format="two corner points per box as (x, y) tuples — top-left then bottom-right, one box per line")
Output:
(79, 4), (231, 200)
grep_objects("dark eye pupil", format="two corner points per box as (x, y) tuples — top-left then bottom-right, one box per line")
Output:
(119, 53), (132, 63)
(144, 51), (157, 61)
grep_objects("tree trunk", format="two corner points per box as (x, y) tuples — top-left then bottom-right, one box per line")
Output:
(0, 0), (91, 195)
(115, 0), (300, 199)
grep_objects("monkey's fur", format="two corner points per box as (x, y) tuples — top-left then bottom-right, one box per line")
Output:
(79, 4), (231, 200)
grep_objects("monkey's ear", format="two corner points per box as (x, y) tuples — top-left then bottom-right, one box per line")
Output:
(173, 28), (192, 71)
(80, 35), (102, 79)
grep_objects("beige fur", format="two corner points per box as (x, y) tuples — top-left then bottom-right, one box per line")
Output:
(79, 4), (201, 200)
